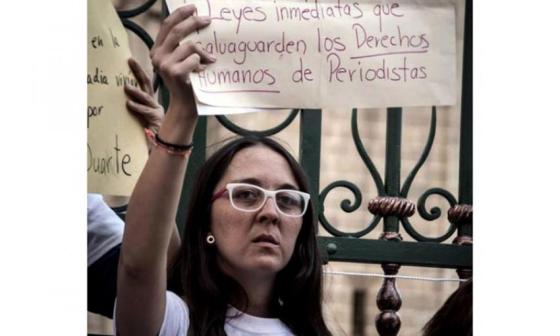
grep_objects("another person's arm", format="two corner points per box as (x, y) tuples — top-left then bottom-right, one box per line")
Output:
(124, 57), (164, 132)
(103, 57), (165, 209)
(124, 57), (181, 273)
(116, 5), (215, 336)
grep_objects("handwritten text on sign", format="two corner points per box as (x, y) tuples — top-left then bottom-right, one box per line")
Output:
(88, 0), (148, 196)
(167, 0), (456, 110)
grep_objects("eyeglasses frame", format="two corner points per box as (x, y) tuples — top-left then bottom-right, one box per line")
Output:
(211, 182), (310, 218)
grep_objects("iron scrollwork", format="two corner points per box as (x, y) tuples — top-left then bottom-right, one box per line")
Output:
(351, 108), (385, 196)
(400, 188), (457, 242)
(117, 0), (162, 92)
(399, 107), (459, 242)
(318, 180), (382, 237)
(318, 106), (461, 243)
(317, 108), (387, 237)
(215, 109), (300, 137)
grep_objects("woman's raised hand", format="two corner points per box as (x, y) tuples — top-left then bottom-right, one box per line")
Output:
(150, 4), (216, 114)
(116, 7), (216, 336)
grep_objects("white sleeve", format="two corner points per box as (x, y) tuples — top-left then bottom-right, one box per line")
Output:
(87, 193), (124, 266)
(158, 291), (190, 336)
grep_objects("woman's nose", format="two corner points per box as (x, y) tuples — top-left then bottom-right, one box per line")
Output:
(256, 196), (279, 223)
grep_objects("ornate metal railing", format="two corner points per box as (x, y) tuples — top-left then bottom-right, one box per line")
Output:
(90, 1), (473, 335)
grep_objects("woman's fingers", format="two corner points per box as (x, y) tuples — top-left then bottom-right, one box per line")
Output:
(169, 41), (216, 65)
(151, 4), (212, 73)
(154, 4), (197, 47)
(149, 5), (216, 102)
(128, 58), (153, 96)
(154, 42), (215, 83)
(151, 16), (214, 78)
(160, 15), (211, 54)
(169, 53), (208, 79)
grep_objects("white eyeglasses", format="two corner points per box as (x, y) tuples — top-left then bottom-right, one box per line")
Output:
(212, 182), (310, 217)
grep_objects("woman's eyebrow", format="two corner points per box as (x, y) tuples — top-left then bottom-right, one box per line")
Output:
(277, 183), (298, 190)
(231, 178), (298, 190)
(231, 177), (262, 186)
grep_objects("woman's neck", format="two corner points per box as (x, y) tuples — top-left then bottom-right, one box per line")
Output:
(231, 273), (276, 317)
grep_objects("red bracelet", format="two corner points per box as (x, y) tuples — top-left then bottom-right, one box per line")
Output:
(145, 128), (193, 157)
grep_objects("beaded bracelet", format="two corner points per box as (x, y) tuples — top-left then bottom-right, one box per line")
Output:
(145, 128), (193, 157)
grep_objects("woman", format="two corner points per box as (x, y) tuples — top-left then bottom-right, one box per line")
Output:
(422, 279), (472, 336)
(115, 4), (332, 336)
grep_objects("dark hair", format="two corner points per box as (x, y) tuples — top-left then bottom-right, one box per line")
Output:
(422, 279), (472, 336)
(179, 135), (331, 336)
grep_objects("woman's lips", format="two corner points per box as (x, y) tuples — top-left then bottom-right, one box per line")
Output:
(252, 234), (279, 245)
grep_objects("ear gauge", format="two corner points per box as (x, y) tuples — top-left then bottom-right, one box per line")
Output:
(206, 233), (215, 244)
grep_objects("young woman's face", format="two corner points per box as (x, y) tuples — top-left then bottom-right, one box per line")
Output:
(210, 145), (303, 280)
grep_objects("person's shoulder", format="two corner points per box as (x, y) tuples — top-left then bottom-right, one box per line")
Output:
(159, 291), (190, 336)
(87, 193), (103, 207)
(224, 307), (293, 335)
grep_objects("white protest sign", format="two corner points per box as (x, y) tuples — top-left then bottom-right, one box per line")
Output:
(88, 0), (149, 196)
(166, 0), (456, 111)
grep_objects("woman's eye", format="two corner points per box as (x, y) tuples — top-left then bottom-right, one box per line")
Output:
(277, 194), (299, 207)
(235, 189), (258, 200)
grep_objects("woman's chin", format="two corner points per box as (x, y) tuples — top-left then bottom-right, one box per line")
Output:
(247, 256), (286, 275)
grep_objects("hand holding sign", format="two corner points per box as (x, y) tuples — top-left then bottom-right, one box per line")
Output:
(150, 4), (216, 116)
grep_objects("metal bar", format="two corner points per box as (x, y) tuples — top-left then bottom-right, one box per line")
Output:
(175, 116), (207, 234)
(458, 0), (473, 237)
(375, 263), (402, 335)
(351, 108), (384, 196)
(120, 18), (154, 49)
(384, 108), (402, 233)
(318, 237), (472, 268)
(377, 109), (404, 336)
(299, 109), (322, 217)
(216, 110), (299, 137)
(117, 0), (158, 19)
(158, 80), (170, 111)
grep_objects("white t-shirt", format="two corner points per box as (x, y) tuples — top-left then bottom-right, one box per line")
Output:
(87, 193), (124, 266)
(159, 291), (294, 336)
